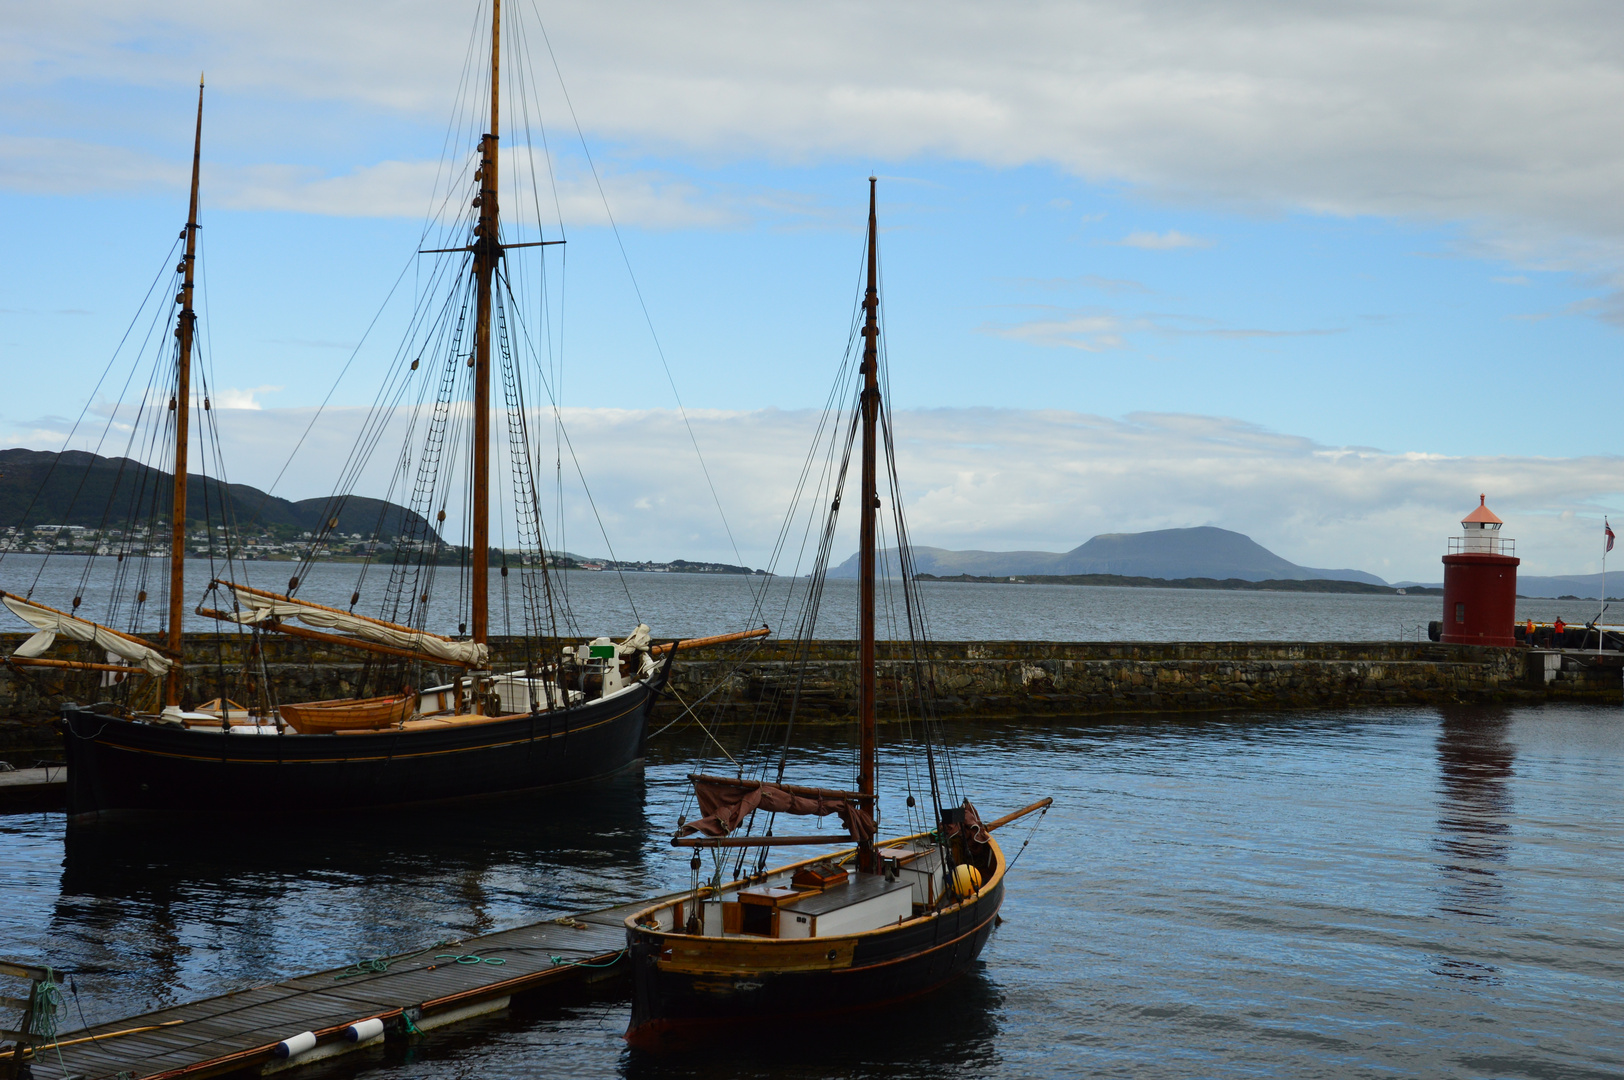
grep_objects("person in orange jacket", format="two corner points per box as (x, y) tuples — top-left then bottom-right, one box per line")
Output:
(1554, 616), (1567, 643)
(1526, 617), (1536, 645)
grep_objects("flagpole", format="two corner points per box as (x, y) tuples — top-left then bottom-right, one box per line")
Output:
(1601, 518), (1609, 654)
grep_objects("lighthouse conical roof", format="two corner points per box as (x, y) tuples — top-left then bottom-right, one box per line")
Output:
(1462, 494), (1502, 525)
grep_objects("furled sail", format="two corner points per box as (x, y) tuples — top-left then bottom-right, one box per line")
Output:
(1, 591), (174, 676)
(676, 775), (877, 843)
(214, 581), (488, 667)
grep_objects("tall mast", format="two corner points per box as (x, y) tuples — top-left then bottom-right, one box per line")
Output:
(165, 75), (204, 707)
(470, 0), (500, 660)
(856, 176), (880, 873)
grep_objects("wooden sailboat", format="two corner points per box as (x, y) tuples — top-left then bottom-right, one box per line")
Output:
(10, 5), (766, 817)
(623, 180), (1050, 1047)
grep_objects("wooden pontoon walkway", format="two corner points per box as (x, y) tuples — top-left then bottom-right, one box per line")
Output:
(0, 765), (65, 812)
(11, 893), (670, 1080)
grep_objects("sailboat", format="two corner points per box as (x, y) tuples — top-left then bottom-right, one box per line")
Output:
(7, 4), (765, 818)
(622, 180), (1050, 1047)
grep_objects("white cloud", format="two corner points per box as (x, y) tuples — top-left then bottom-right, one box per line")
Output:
(976, 307), (1340, 349)
(0, 135), (749, 227)
(212, 385), (282, 409)
(1115, 230), (1212, 250)
(976, 312), (1129, 351)
(8, 2), (1624, 268)
(7, 404), (1620, 581)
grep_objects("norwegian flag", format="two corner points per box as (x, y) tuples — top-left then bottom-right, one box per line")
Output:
(1608, 519), (1616, 554)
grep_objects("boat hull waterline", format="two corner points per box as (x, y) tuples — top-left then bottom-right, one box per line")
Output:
(624, 835), (1005, 1048)
(57, 666), (669, 818)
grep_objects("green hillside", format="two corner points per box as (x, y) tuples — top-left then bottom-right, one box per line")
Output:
(0, 449), (437, 541)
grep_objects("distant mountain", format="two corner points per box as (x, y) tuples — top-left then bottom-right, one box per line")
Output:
(827, 526), (1387, 585)
(1515, 573), (1624, 601)
(1392, 572), (1622, 600)
(0, 448), (437, 541)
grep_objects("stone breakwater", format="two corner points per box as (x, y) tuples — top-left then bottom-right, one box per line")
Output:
(1, 634), (1617, 750)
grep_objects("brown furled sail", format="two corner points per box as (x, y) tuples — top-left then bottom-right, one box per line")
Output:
(674, 775), (877, 844)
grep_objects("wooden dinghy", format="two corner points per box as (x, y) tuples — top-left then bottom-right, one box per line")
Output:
(279, 692), (415, 734)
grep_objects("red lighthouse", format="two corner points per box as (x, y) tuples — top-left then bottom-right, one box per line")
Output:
(1441, 495), (1519, 647)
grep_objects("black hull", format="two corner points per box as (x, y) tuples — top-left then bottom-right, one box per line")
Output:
(625, 877), (1004, 1048)
(58, 664), (668, 818)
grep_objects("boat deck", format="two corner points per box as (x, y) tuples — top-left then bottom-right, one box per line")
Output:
(11, 893), (673, 1080)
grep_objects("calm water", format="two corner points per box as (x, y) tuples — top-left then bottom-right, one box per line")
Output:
(0, 553), (1602, 642)
(2, 704), (1621, 1077)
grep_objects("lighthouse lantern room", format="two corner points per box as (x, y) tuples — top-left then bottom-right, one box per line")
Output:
(1440, 495), (1519, 647)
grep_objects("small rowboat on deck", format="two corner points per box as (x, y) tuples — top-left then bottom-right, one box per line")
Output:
(279, 692), (415, 734)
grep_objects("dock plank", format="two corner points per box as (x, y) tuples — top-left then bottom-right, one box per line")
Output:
(37, 897), (635, 1079)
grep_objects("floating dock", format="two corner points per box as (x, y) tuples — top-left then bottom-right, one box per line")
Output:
(0, 765), (64, 812)
(3, 893), (669, 1079)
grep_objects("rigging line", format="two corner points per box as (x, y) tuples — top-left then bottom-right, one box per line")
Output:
(248, 251), (418, 531)
(295, 237), (475, 562)
(530, 6), (754, 586)
(33, 271), (184, 601)
(8, 242), (182, 584)
(511, 8), (568, 240)
(495, 265), (637, 622)
(72, 265), (189, 601)
(667, 686), (738, 768)
(750, 233), (869, 643)
(424, 1), (489, 234)
(253, 141), (482, 542)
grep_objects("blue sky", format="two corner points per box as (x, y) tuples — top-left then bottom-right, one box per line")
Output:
(4, 1), (1624, 580)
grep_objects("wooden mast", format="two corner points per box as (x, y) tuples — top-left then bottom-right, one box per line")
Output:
(856, 176), (880, 873)
(470, 0), (500, 667)
(165, 75), (204, 707)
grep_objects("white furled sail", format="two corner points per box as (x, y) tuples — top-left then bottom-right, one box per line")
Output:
(1, 591), (174, 676)
(216, 582), (489, 667)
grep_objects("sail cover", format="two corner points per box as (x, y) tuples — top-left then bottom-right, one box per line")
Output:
(2, 592), (173, 676)
(676, 778), (877, 843)
(217, 584), (489, 667)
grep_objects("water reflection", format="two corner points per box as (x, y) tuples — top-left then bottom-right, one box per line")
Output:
(619, 967), (1005, 1080)
(1431, 706), (1514, 983)
(53, 776), (651, 1013)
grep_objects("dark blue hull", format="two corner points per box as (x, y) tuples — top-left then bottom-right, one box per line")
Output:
(58, 666), (668, 818)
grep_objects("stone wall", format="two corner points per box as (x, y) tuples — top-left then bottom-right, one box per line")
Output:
(2, 633), (1618, 751)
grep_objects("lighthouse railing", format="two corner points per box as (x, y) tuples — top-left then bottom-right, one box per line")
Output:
(1449, 535), (1514, 556)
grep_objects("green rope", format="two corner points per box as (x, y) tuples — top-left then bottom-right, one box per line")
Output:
(548, 950), (624, 969)
(434, 954), (506, 967)
(30, 966), (69, 1078)
(335, 940), (455, 979)
(28, 970), (62, 1042)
